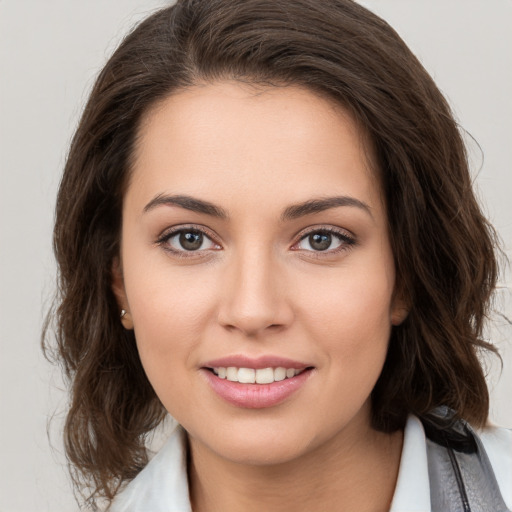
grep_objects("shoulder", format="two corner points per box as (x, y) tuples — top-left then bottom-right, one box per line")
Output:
(478, 424), (512, 508)
(109, 425), (191, 512)
(392, 415), (512, 512)
(422, 409), (512, 512)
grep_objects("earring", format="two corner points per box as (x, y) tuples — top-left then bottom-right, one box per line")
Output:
(120, 309), (134, 330)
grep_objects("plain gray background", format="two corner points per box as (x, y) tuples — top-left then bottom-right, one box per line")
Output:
(1, 1), (511, 510)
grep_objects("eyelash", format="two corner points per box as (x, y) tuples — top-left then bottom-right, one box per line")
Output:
(291, 227), (356, 256)
(155, 225), (356, 258)
(156, 224), (221, 258)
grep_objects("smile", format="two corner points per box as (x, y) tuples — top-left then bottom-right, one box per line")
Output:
(201, 356), (314, 408)
(212, 366), (304, 384)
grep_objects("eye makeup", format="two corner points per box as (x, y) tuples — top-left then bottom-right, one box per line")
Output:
(155, 224), (221, 258)
(155, 222), (357, 261)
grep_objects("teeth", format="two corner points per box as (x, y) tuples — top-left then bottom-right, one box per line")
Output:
(238, 368), (256, 383)
(274, 367), (286, 381)
(213, 366), (303, 384)
(255, 368), (274, 384)
(226, 367), (238, 381)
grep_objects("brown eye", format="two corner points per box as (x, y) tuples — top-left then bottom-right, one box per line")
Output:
(179, 231), (204, 251)
(162, 228), (218, 253)
(308, 233), (332, 251)
(295, 228), (355, 253)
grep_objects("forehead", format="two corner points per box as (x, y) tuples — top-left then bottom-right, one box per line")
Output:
(128, 81), (382, 216)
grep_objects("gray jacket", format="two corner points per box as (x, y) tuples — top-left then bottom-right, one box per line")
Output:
(424, 408), (510, 512)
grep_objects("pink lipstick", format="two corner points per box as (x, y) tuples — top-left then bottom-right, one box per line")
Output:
(200, 355), (314, 408)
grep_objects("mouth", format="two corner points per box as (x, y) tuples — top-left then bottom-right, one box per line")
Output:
(200, 357), (315, 408)
(206, 366), (309, 384)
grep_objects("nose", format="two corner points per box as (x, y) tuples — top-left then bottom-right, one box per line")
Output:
(217, 248), (294, 337)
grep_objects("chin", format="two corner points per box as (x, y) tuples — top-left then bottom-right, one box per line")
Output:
(185, 414), (341, 467)
(212, 433), (312, 466)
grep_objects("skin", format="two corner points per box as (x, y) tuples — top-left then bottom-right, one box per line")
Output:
(113, 81), (407, 512)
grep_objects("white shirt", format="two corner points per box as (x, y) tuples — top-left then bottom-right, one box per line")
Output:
(111, 416), (512, 512)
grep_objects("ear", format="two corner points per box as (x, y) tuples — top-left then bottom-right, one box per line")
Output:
(111, 256), (134, 330)
(391, 302), (409, 326)
(390, 287), (409, 326)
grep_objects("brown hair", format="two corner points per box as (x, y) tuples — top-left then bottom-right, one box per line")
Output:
(44, 0), (499, 507)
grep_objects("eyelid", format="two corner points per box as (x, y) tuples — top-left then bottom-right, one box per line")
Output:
(291, 225), (356, 252)
(156, 224), (222, 255)
(155, 224), (355, 257)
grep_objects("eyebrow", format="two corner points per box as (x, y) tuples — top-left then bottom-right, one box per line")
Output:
(281, 196), (373, 221)
(143, 194), (228, 218)
(143, 193), (372, 220)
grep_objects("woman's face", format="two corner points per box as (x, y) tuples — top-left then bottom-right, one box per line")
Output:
(114, 81), (406, 465)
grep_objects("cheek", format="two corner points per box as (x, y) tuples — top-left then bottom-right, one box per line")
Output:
(296, 261), (394, 367)
(122, 254), (220, 386)
(126, 277), (210, 417)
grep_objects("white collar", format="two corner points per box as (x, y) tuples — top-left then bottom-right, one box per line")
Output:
(111, 416), (432, 511)
(110, 424), (192, 512)
(390, 415), (431, 511)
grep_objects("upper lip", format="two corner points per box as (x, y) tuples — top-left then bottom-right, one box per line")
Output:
(202, 355), (312, 370)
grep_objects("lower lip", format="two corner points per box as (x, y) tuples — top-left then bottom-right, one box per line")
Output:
(201, 368), (313, 409)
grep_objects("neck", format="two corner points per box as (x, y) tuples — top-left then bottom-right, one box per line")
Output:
(188, 413), (403, 512)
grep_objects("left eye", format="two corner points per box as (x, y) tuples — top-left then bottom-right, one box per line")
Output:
(296, 231), (349, 252)
(165, 229), (217, 252)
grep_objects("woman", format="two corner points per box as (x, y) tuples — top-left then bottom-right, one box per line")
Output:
(45, 0), (511, 510)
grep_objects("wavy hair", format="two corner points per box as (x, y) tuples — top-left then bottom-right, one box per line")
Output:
(43, 0), (500, 507)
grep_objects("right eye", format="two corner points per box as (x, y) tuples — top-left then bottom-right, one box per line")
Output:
(158, 227), (220, 254)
